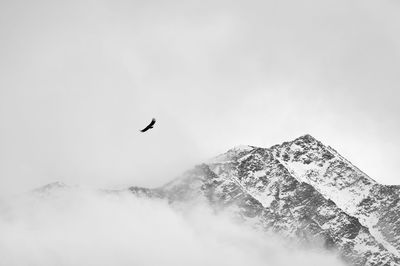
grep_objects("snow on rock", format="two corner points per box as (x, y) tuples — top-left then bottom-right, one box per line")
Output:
(128, 134), (400, 266)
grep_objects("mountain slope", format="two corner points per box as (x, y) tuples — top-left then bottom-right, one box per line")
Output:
(130, 135), (400, 266)
(270, 135), (400, 256)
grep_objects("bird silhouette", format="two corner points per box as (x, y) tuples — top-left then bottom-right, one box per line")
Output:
(140, 118), (156, 132)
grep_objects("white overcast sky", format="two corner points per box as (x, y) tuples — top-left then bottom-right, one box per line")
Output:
(0, 0), (399, 195)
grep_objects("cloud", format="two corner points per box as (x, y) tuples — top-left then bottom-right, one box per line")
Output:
(1, 0), (400, 196)
(0, 188), (344, 266)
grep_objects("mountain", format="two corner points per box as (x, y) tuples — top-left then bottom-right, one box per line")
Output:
(32, 181), (69, 195)
(129, 135), (400, 266)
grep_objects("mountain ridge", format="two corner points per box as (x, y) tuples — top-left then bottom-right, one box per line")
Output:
(127, 134), (400, 266)
(34, 134), (400, 266)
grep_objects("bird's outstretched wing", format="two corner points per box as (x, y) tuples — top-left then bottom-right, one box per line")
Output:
(140, 118), (156, 132)
(148, 118), (156, 127)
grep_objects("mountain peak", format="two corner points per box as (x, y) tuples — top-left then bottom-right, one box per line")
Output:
(128, 134), (400, 265)
(230, 144), (255, 151)
(32, 181), (69, 194)
(294, 134), (318, 142)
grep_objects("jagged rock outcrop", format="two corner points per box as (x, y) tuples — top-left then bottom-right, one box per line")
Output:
(130, 135), (400, 266)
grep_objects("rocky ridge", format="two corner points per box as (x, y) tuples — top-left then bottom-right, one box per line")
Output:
(129, 135), (400, 266)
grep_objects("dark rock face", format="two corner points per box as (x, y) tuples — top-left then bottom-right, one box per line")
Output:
(129, 135), (400, 266)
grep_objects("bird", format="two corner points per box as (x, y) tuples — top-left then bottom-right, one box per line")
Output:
(140, 118), (156, 132)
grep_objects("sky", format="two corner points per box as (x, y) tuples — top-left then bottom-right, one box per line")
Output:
(0, 0), (400, 195)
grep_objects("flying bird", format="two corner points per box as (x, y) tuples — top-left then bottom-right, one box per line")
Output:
(140, 118), (156, 132)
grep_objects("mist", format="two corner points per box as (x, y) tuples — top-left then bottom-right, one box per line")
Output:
(0, 188), (344, 266)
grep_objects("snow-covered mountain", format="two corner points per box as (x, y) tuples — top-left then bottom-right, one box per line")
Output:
(129, 135), (400, 266)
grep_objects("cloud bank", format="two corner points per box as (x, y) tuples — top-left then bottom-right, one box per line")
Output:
(0, 188), (344, 266)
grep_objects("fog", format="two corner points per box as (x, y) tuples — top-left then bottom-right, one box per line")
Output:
(0, 189), (344, 266)
(0, 0), (397, 264)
